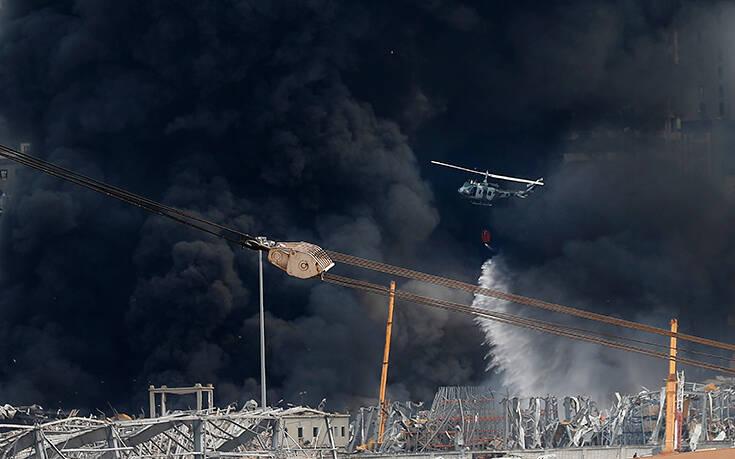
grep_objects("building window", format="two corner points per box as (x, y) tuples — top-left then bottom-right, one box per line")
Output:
(313, 427), (319, 438)
(0, 169), (7, 180)
(341, 426), (345, 437)
(297, 427), (303, 438)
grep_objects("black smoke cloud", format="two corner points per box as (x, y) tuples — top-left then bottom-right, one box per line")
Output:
(0, 0), (731, 413)
(0, 0), (477, 412)
(478, 156), (735, 400)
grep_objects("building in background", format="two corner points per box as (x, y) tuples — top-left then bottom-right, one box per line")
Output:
(668, 4), (735, 190)
(0, 142), (27, 217)
(563, 4), (735, 198)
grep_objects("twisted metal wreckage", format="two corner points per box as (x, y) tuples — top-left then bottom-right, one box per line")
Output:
(350, 377), (735, 453)
(1, 148), (735, 458)
(0, 403), (348, 459)
(1, 378), (734, 458)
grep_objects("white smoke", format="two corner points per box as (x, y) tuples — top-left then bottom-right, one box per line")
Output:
(473, 259), (543, 395)
(473, 258), (662, 400)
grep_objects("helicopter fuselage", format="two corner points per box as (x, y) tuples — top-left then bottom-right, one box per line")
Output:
(432, 160), (543, 205)
(458, 180), (505, 205)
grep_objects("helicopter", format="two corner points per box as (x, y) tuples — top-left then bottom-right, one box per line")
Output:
(431, 160), (544, 206)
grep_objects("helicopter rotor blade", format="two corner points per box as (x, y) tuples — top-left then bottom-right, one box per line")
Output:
(487, 173), (544, 186)
(431, 160), (486, 176)
(430, 160), (544, 186)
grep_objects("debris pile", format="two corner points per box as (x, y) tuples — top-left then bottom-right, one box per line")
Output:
(0, 404), (79, 429)
(352, 377), (735, 453)
(0, 402), (349, 459)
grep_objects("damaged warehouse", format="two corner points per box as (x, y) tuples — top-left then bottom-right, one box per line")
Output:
(0, 145), (734, 458)
(350, 375), (735, 454)
(0, 400), (350, 459)
(2, 376), (733, 459)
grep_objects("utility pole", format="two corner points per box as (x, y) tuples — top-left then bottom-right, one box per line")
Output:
(259, 250), (267, 409)
(377, 281), (396, 446)
(664, 318), (678, 453)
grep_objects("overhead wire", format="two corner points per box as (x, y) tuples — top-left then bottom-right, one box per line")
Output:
(0, 145), (263, 249)
(1, 143), (734, 367)
(321, 273), (735, 375)
(326, 251), (735, 353)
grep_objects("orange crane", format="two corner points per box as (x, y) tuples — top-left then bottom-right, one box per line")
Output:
(664, 319), (679, 453)
(377, 281), (396, 446)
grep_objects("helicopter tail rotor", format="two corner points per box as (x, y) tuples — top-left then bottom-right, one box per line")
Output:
(516, 178), (544, 198)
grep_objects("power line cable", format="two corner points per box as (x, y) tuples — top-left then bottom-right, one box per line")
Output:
(322, 273), (735, 375)
(327, 251), (735, 353)
(2, 144), (734, 361)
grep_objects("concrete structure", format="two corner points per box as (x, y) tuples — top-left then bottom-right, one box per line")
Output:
(673, 447), (735, 458)
(358, 447), (655, 459)
(278, 407), (351, 449)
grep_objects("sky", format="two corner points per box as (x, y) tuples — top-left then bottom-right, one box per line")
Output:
(0, 0), (733, 414)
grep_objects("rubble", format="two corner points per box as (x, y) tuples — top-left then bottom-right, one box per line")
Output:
(0, 402), (349, 459)
(0, 405), (79, 428)
(2, 376), (734, 458)
(352, 377), (735, 453)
